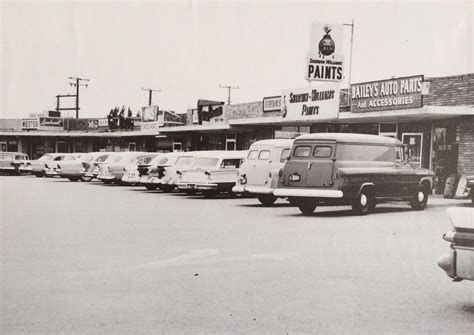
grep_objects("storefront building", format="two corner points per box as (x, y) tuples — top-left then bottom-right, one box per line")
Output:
(1, 73), (473, 193)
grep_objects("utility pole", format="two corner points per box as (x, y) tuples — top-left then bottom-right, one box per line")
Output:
(68, 77), (90, 118)
(219, 84), (239, 105)
(141, 87), (161, 106)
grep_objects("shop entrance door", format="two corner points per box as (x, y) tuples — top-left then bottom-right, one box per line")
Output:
(0, 142), (6, 152)
(402, 133), (423, 167)
(56, 141), (68, 153)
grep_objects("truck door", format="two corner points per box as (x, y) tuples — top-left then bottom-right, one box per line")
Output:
(305, 142), (336, 188)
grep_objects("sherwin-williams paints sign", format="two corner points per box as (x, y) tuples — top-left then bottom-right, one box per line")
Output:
(306, 21), (344, 82)
(281, 83), (340, 121)
(351, 75), (423, 112)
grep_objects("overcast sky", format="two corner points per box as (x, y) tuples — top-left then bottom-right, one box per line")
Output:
(0, 1), (472, 119)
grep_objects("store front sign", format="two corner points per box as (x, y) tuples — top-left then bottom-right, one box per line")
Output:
(98, 118), (108, 127)
(141, 121), (161, 131)
(350, 75), (423, 113)
(21, 119), (39, 130)
(38, 117), (64, 130)
(281, 83), (340, 121)
(263, 96), (282, 112)
(274, 130), (309, 139)
(305, 21), (345, 82)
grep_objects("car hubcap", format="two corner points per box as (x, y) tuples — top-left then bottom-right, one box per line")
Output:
(360, 194), (367, 207)
(418, 191), (425, 202)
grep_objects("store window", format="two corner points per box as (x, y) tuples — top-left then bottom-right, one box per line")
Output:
(379, 123), (398, 138)
(226, 134), (236, 151)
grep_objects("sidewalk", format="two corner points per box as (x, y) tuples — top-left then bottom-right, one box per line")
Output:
(429, 194), (472, 206)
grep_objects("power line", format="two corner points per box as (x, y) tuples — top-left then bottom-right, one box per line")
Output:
(219, 84), (239, 105)
(141, 87), (161, 106)
(68, 77), (90, 118)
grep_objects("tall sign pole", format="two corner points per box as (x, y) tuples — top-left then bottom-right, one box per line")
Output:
(141, 87), (161, 106)
(343, 19), (355, 85)
(219, 84), (239, 105)
(68, 77), (89, 118)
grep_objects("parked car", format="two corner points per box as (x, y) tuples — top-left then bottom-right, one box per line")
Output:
(45, 153), (81, 177)
(467, 175), (474, 205)
(121, 153), (160, 185)
(139, 152), (195, 192)
(58, 152), (111, 182)
(97, 152), (147, 184)
(30, 153), (73, 177)
(273, 133), (434, 215)
(438, 208), (474, 281)
(0, 152), (29, 175)
(83, 152), (116, 180)
(176, 151), (247, 196)
(232, 139), (293, 205)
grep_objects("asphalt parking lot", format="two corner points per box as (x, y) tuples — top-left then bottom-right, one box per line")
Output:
(1, 175), (473, 334)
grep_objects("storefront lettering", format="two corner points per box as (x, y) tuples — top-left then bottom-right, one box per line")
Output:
(350, 75), (423, 113)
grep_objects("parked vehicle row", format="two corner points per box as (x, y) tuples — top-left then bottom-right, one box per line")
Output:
(4, 134), (473, 215)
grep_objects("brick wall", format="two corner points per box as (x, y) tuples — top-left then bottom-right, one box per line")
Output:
(424, 73), (474, 106)
(457, 116), (474, 176)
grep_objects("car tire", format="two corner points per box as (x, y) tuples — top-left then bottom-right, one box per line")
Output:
(145, 184), (158, 191)
(186, 190), (197, 196)
(35, 172), (44, 177)
(160, 185), (174, 193)
(352, 188), (375, 215)
(470, 190), (474, 205)
(410, 185), (429, 210)
(81, 175), (93, 182)
(257, 194), (277, 206)
(203, 190), (217, 198)
(103, 180), (112, 184)
(297, 199), (317, 215)
(68, 177), (80, 182)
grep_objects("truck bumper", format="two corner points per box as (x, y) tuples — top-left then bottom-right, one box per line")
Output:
(273, 188), (343, 198)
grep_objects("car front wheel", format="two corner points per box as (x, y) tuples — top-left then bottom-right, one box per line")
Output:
(410, 185), (429, 210)
(352, 189), (375, 215)
(145, 184), (158, 191)
(257, 195), (277, 206)
(297, 199), (317, 215)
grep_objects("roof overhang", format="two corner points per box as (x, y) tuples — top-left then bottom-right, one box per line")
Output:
(0, 130), (160, 137)
(158, 124), (230, 133)
(337, 105), (474, 123)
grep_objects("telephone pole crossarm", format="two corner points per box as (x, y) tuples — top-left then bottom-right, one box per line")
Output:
(219, 84), (239, 105)
(141, 87), (161, 106)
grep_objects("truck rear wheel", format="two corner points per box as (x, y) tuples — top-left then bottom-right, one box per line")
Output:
(297, 199), (317, 215)
(257, 195), (277, 206)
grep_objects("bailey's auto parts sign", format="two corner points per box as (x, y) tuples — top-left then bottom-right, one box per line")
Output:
(281, 83), (340, 121)
(350, 75), (423, 112)
(306, 21), (344, 82)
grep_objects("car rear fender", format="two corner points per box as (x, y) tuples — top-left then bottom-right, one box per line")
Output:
(356, 183), (376, 198)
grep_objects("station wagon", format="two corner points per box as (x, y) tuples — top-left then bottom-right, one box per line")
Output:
(0, 152), (29, 175)
(274, 133), (434, 215)
(438, 208), (474, 281)
(177, 151), (247, 196)
(232, 139), (293, 205)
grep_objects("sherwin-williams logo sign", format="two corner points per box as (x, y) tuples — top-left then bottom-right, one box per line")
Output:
(281, 83), (340, 121)
(306, 21), (344, 82)
(350, 75), (424, 113)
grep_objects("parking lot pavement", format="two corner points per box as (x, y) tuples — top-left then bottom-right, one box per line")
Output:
(1, 175), (473, 334)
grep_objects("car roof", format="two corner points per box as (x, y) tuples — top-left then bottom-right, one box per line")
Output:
(191, 150), (248, 159)
(250, 139), (294, 148)
(295, 133), (402, 146)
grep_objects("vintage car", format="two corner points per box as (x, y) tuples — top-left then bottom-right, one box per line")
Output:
(97, 152), (147, 184)
(58, 152), (111, 182)
(83, 152), (115, 180)
(232, 139), (293, 205)
(30, 153), (75, 177)
(438, 208), (474, 281)
(121, 153), (160, 184)
(139, 152), (195, 192)
(273, 133), (434, 215)
(0, 152), (30, 175)
(176, 151), (247, 196)
(45, 153), (82, 177)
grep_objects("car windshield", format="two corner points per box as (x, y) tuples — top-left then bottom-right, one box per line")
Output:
(81, 155), (94, 162)
(194, 157), (219, 168)
(149, 155), (168, 165)
(136, 155), (155, 164)
(175, 156), (193, 166)
(95, 155), (109, 163)
(38, 154), (53, 161)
